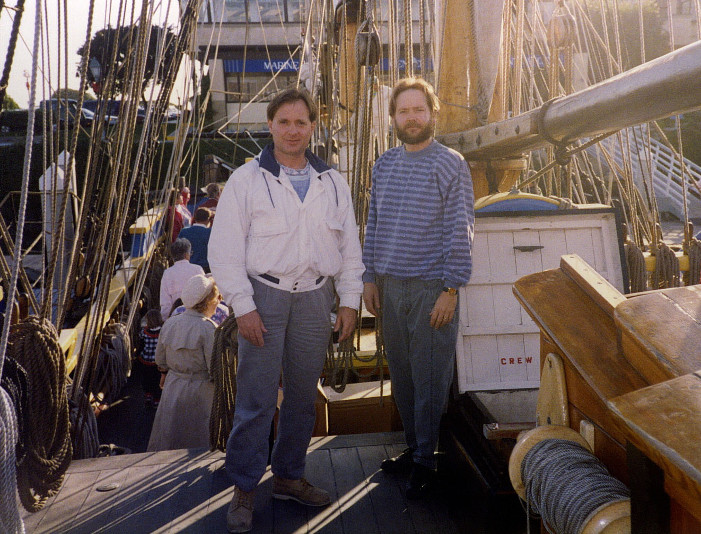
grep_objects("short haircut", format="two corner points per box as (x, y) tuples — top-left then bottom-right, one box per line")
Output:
(171, 238), (191, 260)
(194, 207), (212, 223)
(206, 182), (221, 198)
(267, 88), (317, 123)
(144, 309), (163, 329)
(389, 77), (440, 118)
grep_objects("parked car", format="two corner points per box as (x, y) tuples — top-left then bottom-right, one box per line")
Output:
(82, 99), (146, 123)
(38, 99), (94, 129)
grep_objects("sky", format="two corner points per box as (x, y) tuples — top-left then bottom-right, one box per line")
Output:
(0, 0), (182, 108)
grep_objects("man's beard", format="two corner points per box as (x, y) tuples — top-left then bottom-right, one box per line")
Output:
(395, 119), (434, 145)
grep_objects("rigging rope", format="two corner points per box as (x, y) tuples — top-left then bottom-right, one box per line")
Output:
(209, 314), (239, 452)
(0, 0), (25, 107)
(521, 438), (630, 534)
(8, 316), (72, 512)
(0, 0), (41, 381)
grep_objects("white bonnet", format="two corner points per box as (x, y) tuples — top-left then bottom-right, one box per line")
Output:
(181, 274), (215, 308)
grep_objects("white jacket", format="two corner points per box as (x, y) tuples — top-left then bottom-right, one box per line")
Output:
(209, 145), (365, 317)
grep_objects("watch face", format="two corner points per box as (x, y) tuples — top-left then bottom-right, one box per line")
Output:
(444, 287), (457, 295)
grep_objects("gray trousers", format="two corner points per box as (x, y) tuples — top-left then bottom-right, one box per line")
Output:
(380, 276), (458, 469)
(225, 278), (333, 491)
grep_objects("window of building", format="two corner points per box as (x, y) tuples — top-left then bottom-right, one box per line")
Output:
(198, 0), (302, 23)
(225, 72), (298, 102)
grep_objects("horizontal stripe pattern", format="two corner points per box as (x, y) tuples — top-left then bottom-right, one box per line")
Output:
(363, 141), (475, 287)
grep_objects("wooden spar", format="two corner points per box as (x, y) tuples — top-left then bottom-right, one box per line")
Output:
(437, 39), (701, 161)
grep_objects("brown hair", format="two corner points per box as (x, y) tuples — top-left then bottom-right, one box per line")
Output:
(205, 182), (221, 198)
(144, 309), (163, 329)
(192, 282), (220, 314)
(389, 77), (440, 118)
(193, 207), (212, 223)
(267, 88), (318, 123)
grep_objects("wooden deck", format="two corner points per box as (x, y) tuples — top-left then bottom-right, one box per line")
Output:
(21, 432), (464, 534)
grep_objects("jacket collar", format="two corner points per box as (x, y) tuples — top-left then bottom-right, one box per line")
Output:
(257, 143), (331, 177)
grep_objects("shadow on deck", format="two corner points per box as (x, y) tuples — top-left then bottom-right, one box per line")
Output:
(21, 431), (532, 533)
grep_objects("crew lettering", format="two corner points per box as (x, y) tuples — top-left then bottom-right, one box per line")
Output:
(500, 356), (533, 365)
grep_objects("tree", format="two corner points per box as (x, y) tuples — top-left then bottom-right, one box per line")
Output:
(52, 88), (95, 101)
(77, 24), (177, 99)
(580, 0), (668, 77)
(1, 94), (20, 110)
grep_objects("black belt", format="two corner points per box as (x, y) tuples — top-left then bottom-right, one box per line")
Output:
(259, 273), (325, 285)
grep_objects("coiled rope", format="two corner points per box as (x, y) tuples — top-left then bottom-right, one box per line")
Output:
(325, 337), (356, 393)
(625, 240), (647, 293)
(521, 439), (630, 534)
(68, 385), (99, 460)
(209, 315), (239, 452)
(8, 316), (72, 512)
(651, 241), (680, 289)
(0, 387), (24, 534)
(688, 238), (701, 286)
(88, 322), (131, 407)
(0, 357), (29, 466)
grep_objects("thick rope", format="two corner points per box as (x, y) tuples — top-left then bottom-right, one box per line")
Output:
(521, 439), (630, 534)
(688, 239), (701, 286)
(0, 387), (24, 534)
(87, 322), (131, 407)
(68, 385), (99, 460)
(209, 315), (238, 452)
(625, 241), (647, 293)
(7, 316), (72, 512)
(651, 241), (680, 289)
(0, 357), (29, 466)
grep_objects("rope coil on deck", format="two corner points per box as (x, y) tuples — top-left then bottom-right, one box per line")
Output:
(8, 316), (72, 512)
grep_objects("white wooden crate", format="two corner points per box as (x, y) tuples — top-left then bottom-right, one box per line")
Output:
(456, 207), (625, 393)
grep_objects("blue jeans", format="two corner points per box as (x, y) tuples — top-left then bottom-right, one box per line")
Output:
(225, 278), (333, 491)
(380, 276), (458, 469)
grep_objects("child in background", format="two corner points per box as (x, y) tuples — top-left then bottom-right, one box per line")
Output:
(139, 309), (163, 406)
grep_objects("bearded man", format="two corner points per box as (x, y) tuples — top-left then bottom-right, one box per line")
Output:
(362, 77), (475, 498)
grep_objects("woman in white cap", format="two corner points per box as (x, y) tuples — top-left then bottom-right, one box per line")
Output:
(147, 274), (220, 451)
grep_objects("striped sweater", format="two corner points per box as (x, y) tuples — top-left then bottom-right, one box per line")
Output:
(362, 140), (474, 288)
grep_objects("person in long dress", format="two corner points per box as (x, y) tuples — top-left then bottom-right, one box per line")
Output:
(147, 274), (220, 452)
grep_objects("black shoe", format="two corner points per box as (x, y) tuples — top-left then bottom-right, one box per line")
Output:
(381, 448), (415, 474)
(406, 464), (436, 500)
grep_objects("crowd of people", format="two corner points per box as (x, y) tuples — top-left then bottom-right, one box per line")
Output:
(139, 78), (474, 534)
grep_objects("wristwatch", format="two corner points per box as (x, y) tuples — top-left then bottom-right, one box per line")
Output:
(443, 287), (458, 296)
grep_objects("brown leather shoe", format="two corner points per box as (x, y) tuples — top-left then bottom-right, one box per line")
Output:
(272, 476), (331, 507)
(227, 486), (255, 533)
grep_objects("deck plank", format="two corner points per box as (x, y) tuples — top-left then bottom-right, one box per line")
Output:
(329, 446), (380, 534)
(357, 443), (417, 534)
(20, 432), (465, 534)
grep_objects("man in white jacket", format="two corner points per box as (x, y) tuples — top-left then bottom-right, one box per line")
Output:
(209, 88), (364, 534)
